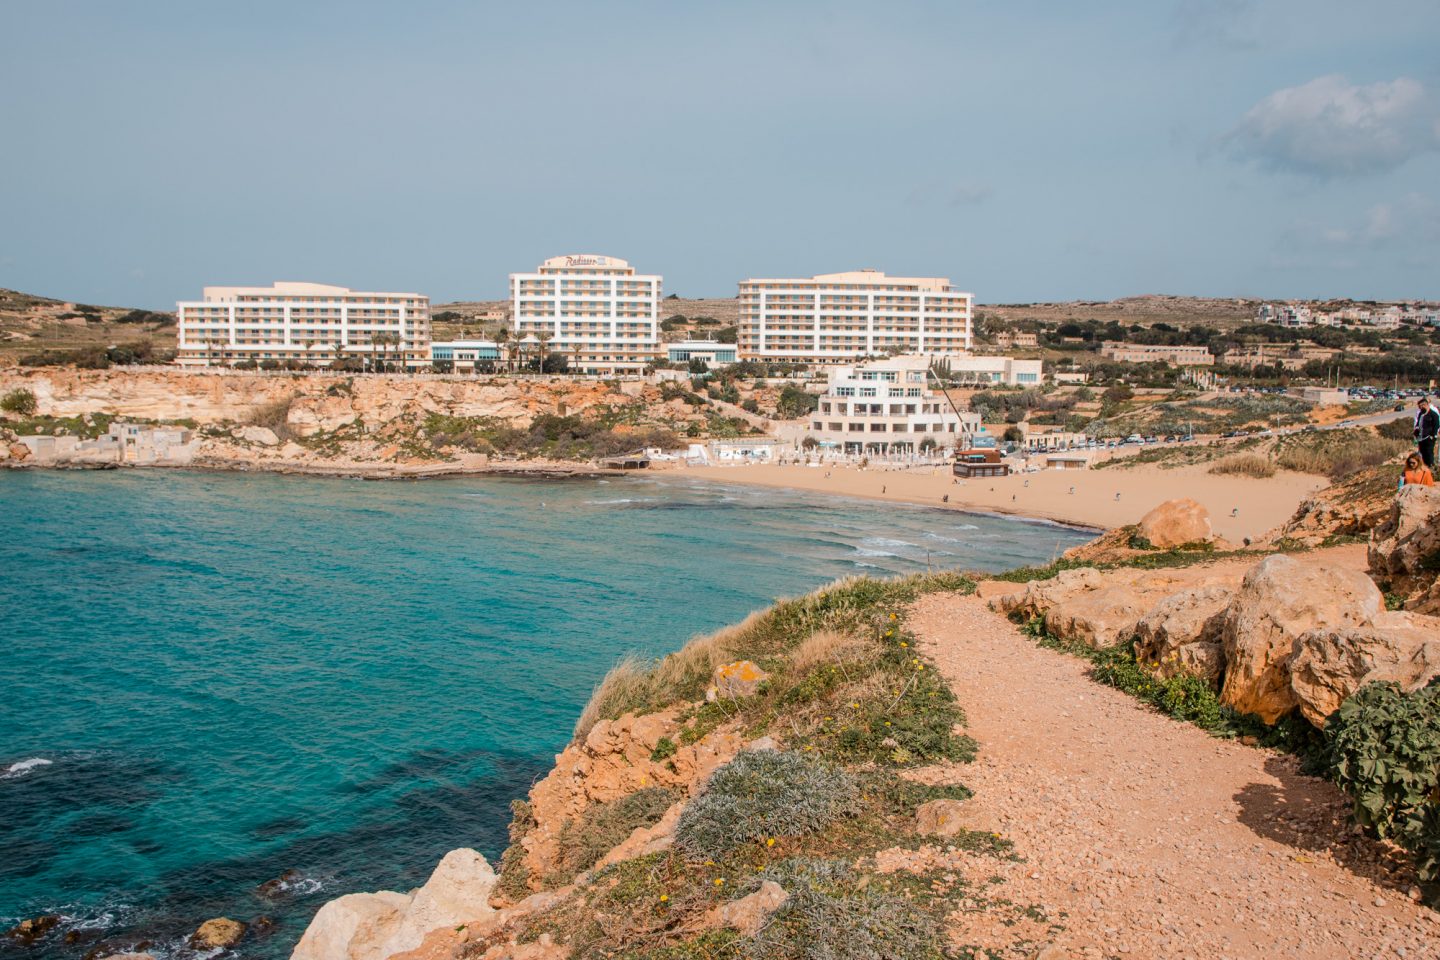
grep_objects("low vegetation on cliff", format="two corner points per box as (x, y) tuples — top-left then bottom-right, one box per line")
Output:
(463, 572), (1067, 959)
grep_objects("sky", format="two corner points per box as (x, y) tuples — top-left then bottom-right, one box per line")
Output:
(1, 0), (1438, 309)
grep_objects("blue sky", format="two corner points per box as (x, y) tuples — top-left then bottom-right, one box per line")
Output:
(2, 0), (1438, 308)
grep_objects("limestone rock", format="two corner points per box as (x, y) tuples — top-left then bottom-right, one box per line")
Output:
(378, 848), (498, 959)
(1132, 586), (1233, 685)
(8, 442), (30, 461)
(257, 869), (304, 898)
(1289, 612), (1440, 726)
(709, 881), (789, 937)
(1368, 485), (1440, 611)
(82, 937), (154, 960)
(1138, 498), (1212, 550)
(1220, 555), (1383, 723)
(190, 917), (246, 950)
(290, 891), (409, 960)
(915, 799), (971, 837)
(582, 801), (687, 877)
(238, 426), (281, 446)
(7, 915), (61, 944)
(709, 660), (770, 700)
(521, 708), (744, 888)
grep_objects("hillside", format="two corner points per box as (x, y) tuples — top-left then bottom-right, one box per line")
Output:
(979, 295), (1260, 328)
(0, 289), (175, 358)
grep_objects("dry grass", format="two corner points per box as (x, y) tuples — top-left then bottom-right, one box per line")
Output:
(1274, 428), (1408, 480)
(246, 396), (296, 441)
(789, 629), (871, 674)
(572, 571), (974, 742)
(1208, 453), (1276, 478)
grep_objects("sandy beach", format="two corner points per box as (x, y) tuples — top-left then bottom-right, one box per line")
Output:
(682, 461), (1327, 542)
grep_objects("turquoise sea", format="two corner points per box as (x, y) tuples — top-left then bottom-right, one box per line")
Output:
(0, 469), (1091, 959)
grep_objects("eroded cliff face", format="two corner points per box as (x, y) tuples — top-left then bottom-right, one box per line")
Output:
(0, 368), (645, 436)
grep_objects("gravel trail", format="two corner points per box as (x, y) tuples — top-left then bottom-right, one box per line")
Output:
(909, 592), (1438, 960)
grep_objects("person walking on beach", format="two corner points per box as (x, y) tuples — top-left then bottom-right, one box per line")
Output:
(1415, 398), (1439, 470)
(1402, 452), (1435, 487)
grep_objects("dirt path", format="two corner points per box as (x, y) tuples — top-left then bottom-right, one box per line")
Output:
(909, 593), (1438, 960)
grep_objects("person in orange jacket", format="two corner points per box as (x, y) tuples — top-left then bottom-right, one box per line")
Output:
(1401, 452), (1435, 487)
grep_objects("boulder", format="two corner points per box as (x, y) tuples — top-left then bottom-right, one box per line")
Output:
(378, 848), (498, 958)
(1289, 612), (1440, 726)
(291, 849), (498, 960)
(190, 917), (246, 950)
(1220, 555), (1384, 723)
(1368, 484), (1440, 578)
(1132, 586), (1233, 686)
(708, 660), (770, 700)
(8, 442), (30, 461)
(915, 799), (972, 837)
(709, 881), (789, 937)
(83, 937), (154, 960)
(257, 869), (304, 898)
(290, 892), (409, 960)
(238, 426), (281, 446)
(1368, 485), (1440, 611)
(1138, 498), (1212, 549)
(7, 915), (61, 944)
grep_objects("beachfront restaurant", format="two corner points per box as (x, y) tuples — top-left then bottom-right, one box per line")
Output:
(710, 437), (784, 462)
(430, 340), (501, 372)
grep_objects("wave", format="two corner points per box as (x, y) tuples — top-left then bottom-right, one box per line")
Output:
(2, 757), (53, 779)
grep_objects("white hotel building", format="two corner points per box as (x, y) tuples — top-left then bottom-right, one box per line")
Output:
(176, 282), (430, 368)
(511, 255), (660, 375)
(808, 355), (981, 456)
(739, 269), (973, 364)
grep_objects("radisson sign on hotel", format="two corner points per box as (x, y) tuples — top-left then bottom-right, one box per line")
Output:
(564, 255), (609, 267)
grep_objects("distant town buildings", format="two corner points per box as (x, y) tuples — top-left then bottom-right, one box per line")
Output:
(1098, 343), (1215, 366)
(807, 355), (980, 456)
(511, 255), (661, 375)
(738, 269), (973, 364)
(176, 282), (430, 368)
(992, 331), (1039, 350)
(1256, 301), (1439, 328)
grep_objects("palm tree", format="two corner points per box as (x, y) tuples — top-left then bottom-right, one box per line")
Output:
(536, 330), (551, 374)
(494, 327), (512, 373)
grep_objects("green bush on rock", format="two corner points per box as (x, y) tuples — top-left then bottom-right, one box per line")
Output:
(676, 750), (859, 860)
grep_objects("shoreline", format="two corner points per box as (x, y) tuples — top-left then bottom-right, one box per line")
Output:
(3, 452), (1324, 541)
(679, 461), (1326, 542)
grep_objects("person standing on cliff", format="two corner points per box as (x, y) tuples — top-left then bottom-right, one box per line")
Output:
(1415, 398), (1439, 470)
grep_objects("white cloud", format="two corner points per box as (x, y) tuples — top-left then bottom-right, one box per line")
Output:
(1227, 75), (1440, 176)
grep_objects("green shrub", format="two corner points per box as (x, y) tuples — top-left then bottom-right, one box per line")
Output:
(676, 751), (859, 859)
(1, 388), (37, 417)
(1326, 681), (1440, 896)
(553, 787), (680, 881)
(741, 859), (944, 960)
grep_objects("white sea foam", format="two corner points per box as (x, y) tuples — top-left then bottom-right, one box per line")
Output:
(2, 757), (53, 779)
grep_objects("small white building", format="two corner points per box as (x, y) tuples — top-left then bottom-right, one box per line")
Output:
(666, 340), (738, 368)
(944, 355), (1044, 385)
(808, 355), (980, 456)
(429, 340), (501, 372)
(709, 437), (784, 461)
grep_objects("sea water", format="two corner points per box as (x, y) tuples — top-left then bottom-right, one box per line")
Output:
(0, 469), (1091, 959)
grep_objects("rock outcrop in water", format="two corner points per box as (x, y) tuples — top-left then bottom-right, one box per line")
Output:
(291, 850), (497, 960)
